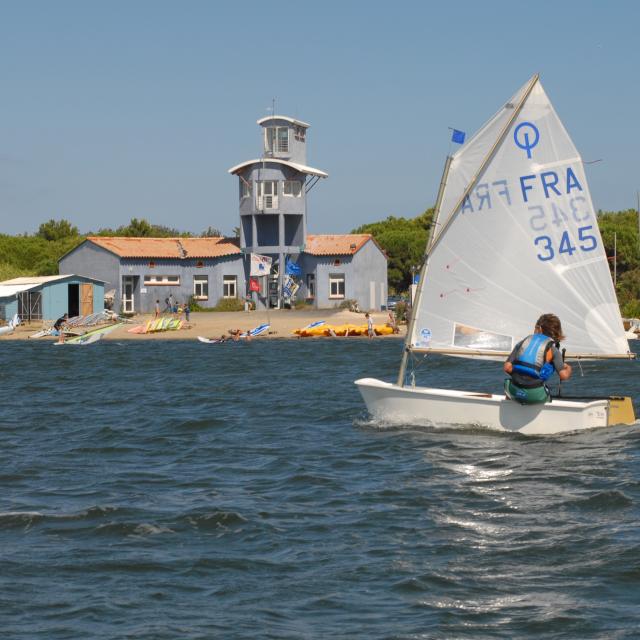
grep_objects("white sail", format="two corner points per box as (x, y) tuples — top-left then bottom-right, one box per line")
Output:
(410, 76), (628, 358)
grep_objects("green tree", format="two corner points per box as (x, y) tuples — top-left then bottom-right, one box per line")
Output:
(201, 226), (223, 237)
(37, 218), (79, 241)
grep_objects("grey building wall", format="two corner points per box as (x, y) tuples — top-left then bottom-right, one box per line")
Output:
(122, 256), (245, 314)
(299, 240), (387, 311)
(59, 241), (120, 295)
(60, 241), (246, 314)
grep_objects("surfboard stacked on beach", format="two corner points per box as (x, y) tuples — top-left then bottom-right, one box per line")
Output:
(128, 317), (183, 334)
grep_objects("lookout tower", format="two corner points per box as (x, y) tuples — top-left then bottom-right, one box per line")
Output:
(228, 115), (328, 308)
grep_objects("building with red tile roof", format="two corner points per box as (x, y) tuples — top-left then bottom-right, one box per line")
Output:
(59, 114), (388, 313)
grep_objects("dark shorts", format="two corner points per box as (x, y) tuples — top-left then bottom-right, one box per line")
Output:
(504, 379), (550, 405)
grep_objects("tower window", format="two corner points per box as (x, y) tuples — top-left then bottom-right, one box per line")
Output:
(240, 179), (252, 199)
(265, 126), (289, 153)
(256, 181), (279, 210)
(283, 181), (302, 197)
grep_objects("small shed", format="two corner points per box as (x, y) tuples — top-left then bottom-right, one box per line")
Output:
(0, 275), (106, 323)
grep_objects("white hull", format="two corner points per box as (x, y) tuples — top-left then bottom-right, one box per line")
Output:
(355, 378), (632, 436)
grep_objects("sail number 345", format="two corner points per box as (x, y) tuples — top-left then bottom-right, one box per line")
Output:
(534, 226), (597, 261)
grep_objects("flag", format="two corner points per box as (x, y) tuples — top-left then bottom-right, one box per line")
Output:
(249, 277), (260, 292)
(451, 129), (466, 144)
(250, 253), (272, 276)
(285, 257), (301, 276)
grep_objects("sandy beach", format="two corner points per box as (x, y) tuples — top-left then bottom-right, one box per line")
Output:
(2, 308), (406, 341)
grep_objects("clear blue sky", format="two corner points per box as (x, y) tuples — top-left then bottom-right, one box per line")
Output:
(1, 0), (638, 236)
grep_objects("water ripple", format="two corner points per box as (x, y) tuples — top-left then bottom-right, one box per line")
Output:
(0, 339), (639, 638)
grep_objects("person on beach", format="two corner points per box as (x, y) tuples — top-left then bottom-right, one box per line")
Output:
(184, 303), (190, 323)
(54, 313), (69, 344)
(155, 300), (160, 318)
(164, 297), (171, 313)
(387, 310), (398, 334)
(503, 313), (572, 404)
(366, 313), (375, 339)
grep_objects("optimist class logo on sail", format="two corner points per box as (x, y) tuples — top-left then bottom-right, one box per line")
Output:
(457, 120), (598, 263)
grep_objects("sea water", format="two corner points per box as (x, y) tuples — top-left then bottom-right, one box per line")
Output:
(1, 338), (639, 639)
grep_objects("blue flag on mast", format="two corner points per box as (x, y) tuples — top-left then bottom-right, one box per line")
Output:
(451, 129), (466, 144)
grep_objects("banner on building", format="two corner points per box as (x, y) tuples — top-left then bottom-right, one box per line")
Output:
(250, 253), (272, 276)
(282, 275), (300, 300)
(285, 257), (301, 276)
(249, 277), (261, 292)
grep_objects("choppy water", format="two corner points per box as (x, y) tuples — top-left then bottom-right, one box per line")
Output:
(1, 338), (640, 639)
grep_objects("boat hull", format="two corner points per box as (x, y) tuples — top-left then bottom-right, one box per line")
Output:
(355, 378), (633, 435)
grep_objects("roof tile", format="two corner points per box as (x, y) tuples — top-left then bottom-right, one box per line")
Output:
(305, 234), (375, 256)
(87, 236), (241, 259)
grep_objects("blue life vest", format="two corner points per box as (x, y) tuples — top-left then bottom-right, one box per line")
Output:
(512, 333), (555, 380)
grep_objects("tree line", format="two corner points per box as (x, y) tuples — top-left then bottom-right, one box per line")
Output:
(0, 218), (223, 282)
(2, 210), (639, 316)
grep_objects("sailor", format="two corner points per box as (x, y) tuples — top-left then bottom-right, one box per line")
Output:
(53, 313), (69, 344)
(503, 313), (572, 404)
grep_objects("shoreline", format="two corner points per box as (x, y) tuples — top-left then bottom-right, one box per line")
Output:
(2, 309), (406, 341)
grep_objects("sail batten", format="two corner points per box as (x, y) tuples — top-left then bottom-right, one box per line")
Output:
(410, 76), (628, 360)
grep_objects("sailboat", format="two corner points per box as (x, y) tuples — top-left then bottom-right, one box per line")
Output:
(355, 74), (636, 435)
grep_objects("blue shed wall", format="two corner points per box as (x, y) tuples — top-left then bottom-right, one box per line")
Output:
(0, 298), (18, 320)
(42, 276), (105, 320)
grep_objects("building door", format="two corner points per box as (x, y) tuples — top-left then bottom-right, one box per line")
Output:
(68, 283), (80, 317)
(29, 291), (42, 321)
(80, 283), (94, 316)
(122, 276), (135, 313)
(17, 290), (42, 322)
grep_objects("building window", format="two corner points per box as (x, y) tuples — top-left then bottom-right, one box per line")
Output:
(193, 275), (208, 300)
(306, 273), (315, 298)
(283, 180), (302, 197)
(256, 181), (278, 210)
(294, 125), (306, 142)
(265, 126), (289, 153)
(144, 275), (180, 285)
(329, 274), (345, 299)
(240, 179), (252, 199)
(223, 275), (237, 299)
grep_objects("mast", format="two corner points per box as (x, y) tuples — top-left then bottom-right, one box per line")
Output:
(397, 155), (452, 386)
